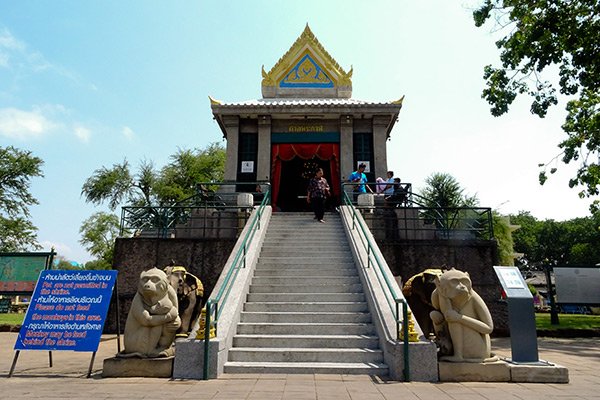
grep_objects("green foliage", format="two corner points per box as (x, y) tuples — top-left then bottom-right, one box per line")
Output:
(81, 142), (226, 210)
(79, 212), (120, 264)
(154, 144), (226, 204)
(83, 259), (112, 270)
(510, 211), (600, 268)
(473, 1), (600, 211)
(418, 172), (479, 208)
(54, 258), (80, 270)
(493, 213), (515, 265)
(0, 146), (44, 251)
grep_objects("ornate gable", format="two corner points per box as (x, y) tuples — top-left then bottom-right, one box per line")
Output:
(262, 24), (352, 99)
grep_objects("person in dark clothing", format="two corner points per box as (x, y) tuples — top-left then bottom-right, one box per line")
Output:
(307, 168), (330, 223)
(385, 177), (407, 207)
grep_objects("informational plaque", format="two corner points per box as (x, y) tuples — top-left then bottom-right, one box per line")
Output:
(241, 161), (254, 173)
(14, 270), (117, 352)
(554, 267), (600, 304)
(357, 161), (370, 173)
(493, 266), (538, 362)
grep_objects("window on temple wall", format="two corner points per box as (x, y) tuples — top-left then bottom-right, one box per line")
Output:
(353, 131), (374, 182)
(237, 129), (258, 191)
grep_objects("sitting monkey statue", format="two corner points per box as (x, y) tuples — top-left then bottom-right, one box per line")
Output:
(164, 263), (204, 337)
(119, 267), (181, 358)
(402, 268), (443, 337)
(429, 268), (497, 362)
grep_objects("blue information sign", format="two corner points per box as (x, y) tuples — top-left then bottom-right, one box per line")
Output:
(14, 270), (117, 352)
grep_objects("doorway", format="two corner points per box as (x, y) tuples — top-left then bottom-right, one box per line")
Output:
(277, 157), (332, 212)
(271, 143), (341, 212)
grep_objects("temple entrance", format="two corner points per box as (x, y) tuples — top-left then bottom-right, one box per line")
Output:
(271, 143), (340, 212)
(278, 157), (331, 212)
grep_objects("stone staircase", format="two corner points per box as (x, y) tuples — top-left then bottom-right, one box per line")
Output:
(223, 212), (388, 375)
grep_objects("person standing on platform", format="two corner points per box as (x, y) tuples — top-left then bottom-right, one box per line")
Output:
(307, 168), (330, 223)
(348, 163), (373, 201)
(383, 170), (395, 196)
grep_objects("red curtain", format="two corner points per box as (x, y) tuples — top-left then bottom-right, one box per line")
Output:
(271, 143), (340, 210)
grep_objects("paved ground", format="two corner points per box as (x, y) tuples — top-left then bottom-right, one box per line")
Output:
(1, 333), (599, 399)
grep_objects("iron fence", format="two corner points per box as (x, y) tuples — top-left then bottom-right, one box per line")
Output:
(119, 182), (270, 239)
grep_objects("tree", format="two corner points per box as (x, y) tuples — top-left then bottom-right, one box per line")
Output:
(493, 213), (516, 266)
(79, 212), (120, 265)
(510, 211), (600, 267)
(0, 146), (44, 251)
(83, 259), (112, 270)
(81, 142), (226, 210)
(473, 1), (600, 210)
(418, 172), (479, 208)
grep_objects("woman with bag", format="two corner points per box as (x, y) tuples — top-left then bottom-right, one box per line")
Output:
(307, 168), (330, 223)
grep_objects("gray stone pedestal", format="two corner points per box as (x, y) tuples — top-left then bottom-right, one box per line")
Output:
(438, 359), (569, 383)
(102, 356), (174, 378)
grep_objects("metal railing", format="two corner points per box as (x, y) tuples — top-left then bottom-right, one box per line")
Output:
(341, 191), (411, 381)
(119, 182), (270, 239)
(202, 185), (271, 380)
(342, 183), (494, 241)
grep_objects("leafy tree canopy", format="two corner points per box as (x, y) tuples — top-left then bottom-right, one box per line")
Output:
(79, 211), (120, 264)
(510, 210), (600, 268)
(474, 1), (600, 210)
(81, 142), (225, 209)
(418, 172), (479, 208)
(0, 146), (44, 251)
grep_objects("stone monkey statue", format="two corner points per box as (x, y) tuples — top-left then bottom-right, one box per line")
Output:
(164, 263), (204, 337)
(402, 268), (443, 337)
(119, 267), (181, 358)
(430, 268), (497, 362)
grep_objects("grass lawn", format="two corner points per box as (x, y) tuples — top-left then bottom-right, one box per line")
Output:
(536, 313), (600, 330)
(0, 313), (25, 326)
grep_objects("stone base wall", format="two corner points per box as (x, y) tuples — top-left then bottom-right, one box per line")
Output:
(105, 237), (236, 333)
(377, 239), (509, 335)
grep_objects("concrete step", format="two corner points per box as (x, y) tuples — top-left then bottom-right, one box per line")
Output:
(251, 276), (360, 285)
(249, 284), (363, 294)
(259, 248), (350, 257)
(236, 322), (375, 335)
(227, 347), (383, 363)
(232, 334), (380, 349)
(257, 256), (355, 264)
(253, 268), (358, 276)
(255, 262), (356, 269)
(240, 311), (371, 323)
(223, 361), (388, 375)
(247, 293), (366, 302)
(243, 302), (368, 312)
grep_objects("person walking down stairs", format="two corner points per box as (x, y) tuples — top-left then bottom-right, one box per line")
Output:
(307, 167), (330, 223)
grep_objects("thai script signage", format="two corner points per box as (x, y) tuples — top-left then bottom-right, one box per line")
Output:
(14, 270), (117, 352)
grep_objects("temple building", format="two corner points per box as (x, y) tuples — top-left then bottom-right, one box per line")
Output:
(210, 25), (404, 211)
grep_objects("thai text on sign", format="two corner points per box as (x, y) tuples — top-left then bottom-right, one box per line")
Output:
(14, 270), (117, 352)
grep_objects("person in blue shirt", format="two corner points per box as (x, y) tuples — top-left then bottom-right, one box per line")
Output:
(348, 163), (373, 194)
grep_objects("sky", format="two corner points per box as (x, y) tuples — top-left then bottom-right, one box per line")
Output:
(0, 1), (594, 264)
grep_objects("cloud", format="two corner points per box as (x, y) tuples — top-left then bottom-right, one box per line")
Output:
(0, 107), (57, 140)
(0, 26), (95, 90)
(0, 28), (24, 68)
(74, 124), (92, 143)
(122, 126), (135, 141)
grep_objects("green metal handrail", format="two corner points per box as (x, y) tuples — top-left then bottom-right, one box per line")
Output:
(202, 185), (271, 380)
(341, 191), (410, 381)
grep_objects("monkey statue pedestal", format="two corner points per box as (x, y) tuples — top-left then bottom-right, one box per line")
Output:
(103, 268), (181, 378)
